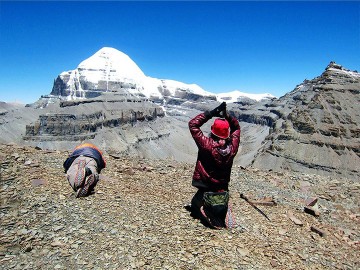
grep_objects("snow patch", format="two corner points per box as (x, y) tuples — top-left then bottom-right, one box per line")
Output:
(216, 90), (275, 102)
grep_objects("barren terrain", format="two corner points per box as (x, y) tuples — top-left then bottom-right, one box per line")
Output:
(1, 143), (359, 269)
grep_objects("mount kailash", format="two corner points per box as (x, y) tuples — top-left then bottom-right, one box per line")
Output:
(47, 47), (274, 106)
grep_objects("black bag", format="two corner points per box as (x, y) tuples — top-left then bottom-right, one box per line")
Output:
(202, 191), (229, 228)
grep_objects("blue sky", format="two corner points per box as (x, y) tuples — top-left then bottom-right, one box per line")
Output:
(0, 1), (359, 104)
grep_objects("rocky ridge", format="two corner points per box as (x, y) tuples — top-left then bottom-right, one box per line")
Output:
(228, 62), (360, 180)
(0, 143), (359, 269)
(24, 96), (165, 142)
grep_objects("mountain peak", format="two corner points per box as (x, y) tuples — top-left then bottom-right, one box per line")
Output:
(324, 61), (359, 76)
(77, 47), (145, 82)
(326, 61), (343, 70)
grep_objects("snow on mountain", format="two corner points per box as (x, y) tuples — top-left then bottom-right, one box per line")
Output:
(76, 47), (145, 85)
(160, 79), (214, 97)
(57, 47), (148, 100)
(216, 90), (276, 102)
(324, 62), (360, 79)
(50, 47), (273, 103)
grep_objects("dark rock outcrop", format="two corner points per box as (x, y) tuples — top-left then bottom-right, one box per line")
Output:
(24, 97), (165, 142)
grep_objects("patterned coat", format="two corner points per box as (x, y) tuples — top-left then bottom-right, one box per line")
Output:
(63, 143), (106, 173)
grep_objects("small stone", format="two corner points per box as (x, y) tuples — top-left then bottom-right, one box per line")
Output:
(31, 179), (48, 187)
(18, 229), (28, 235)
(24, 160), (32, 165)
(287, 212), (303, 226)
(110, 229), (118, 235)
(12, 153), (20, 159)
(349, 213), (359, 220)
(60, 250), (71, 257)
(109, 153), (121, 159)
(304, 206), (320, 217)
(104, 253), (112, 259)
(270, 259), (278, 267)
(23, 245), (32, 252)
(51, 240), (65, 247)
(237, 248), (249, 257)
(298, 253), (308, 260)
(304, 197), (318, 206)
(53, 226), (64, 232)
(310, 226), (326, 237)
(299, 181), (311, 192)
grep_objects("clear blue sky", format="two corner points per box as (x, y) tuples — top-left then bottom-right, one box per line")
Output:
(0, 1), (359, 104)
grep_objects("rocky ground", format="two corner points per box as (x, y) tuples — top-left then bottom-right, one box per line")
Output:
(0, 143), (359, 270)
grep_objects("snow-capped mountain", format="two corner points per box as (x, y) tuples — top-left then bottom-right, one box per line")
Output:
(49, 47), (273, 104)
(216, 90), (275, 102)
(50, 47), (216, 103)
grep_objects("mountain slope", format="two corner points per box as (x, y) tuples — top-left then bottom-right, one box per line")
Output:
(248, 62), (360, 179)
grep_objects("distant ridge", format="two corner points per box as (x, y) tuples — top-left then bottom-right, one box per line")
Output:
(217, 90), (275, 102)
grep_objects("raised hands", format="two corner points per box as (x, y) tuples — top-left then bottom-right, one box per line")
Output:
(210, 102), (226, 117)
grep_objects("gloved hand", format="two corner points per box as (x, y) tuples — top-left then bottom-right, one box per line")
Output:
(209, 102), (226, 117)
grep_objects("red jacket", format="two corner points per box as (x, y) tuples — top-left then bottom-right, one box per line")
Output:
(189, 112), (241, 191)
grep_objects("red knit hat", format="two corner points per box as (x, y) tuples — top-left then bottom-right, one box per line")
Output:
(211, 118), (230, 139)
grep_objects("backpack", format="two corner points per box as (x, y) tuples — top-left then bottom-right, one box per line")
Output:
(202, 191), (229, 228)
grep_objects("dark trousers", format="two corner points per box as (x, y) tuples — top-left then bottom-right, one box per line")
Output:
(191, 189), (206, 219)
(190, 188), (229, 228)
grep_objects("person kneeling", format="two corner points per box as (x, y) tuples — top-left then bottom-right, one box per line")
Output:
(63, 143), (106, 198)
(188, 102), (241, 229)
